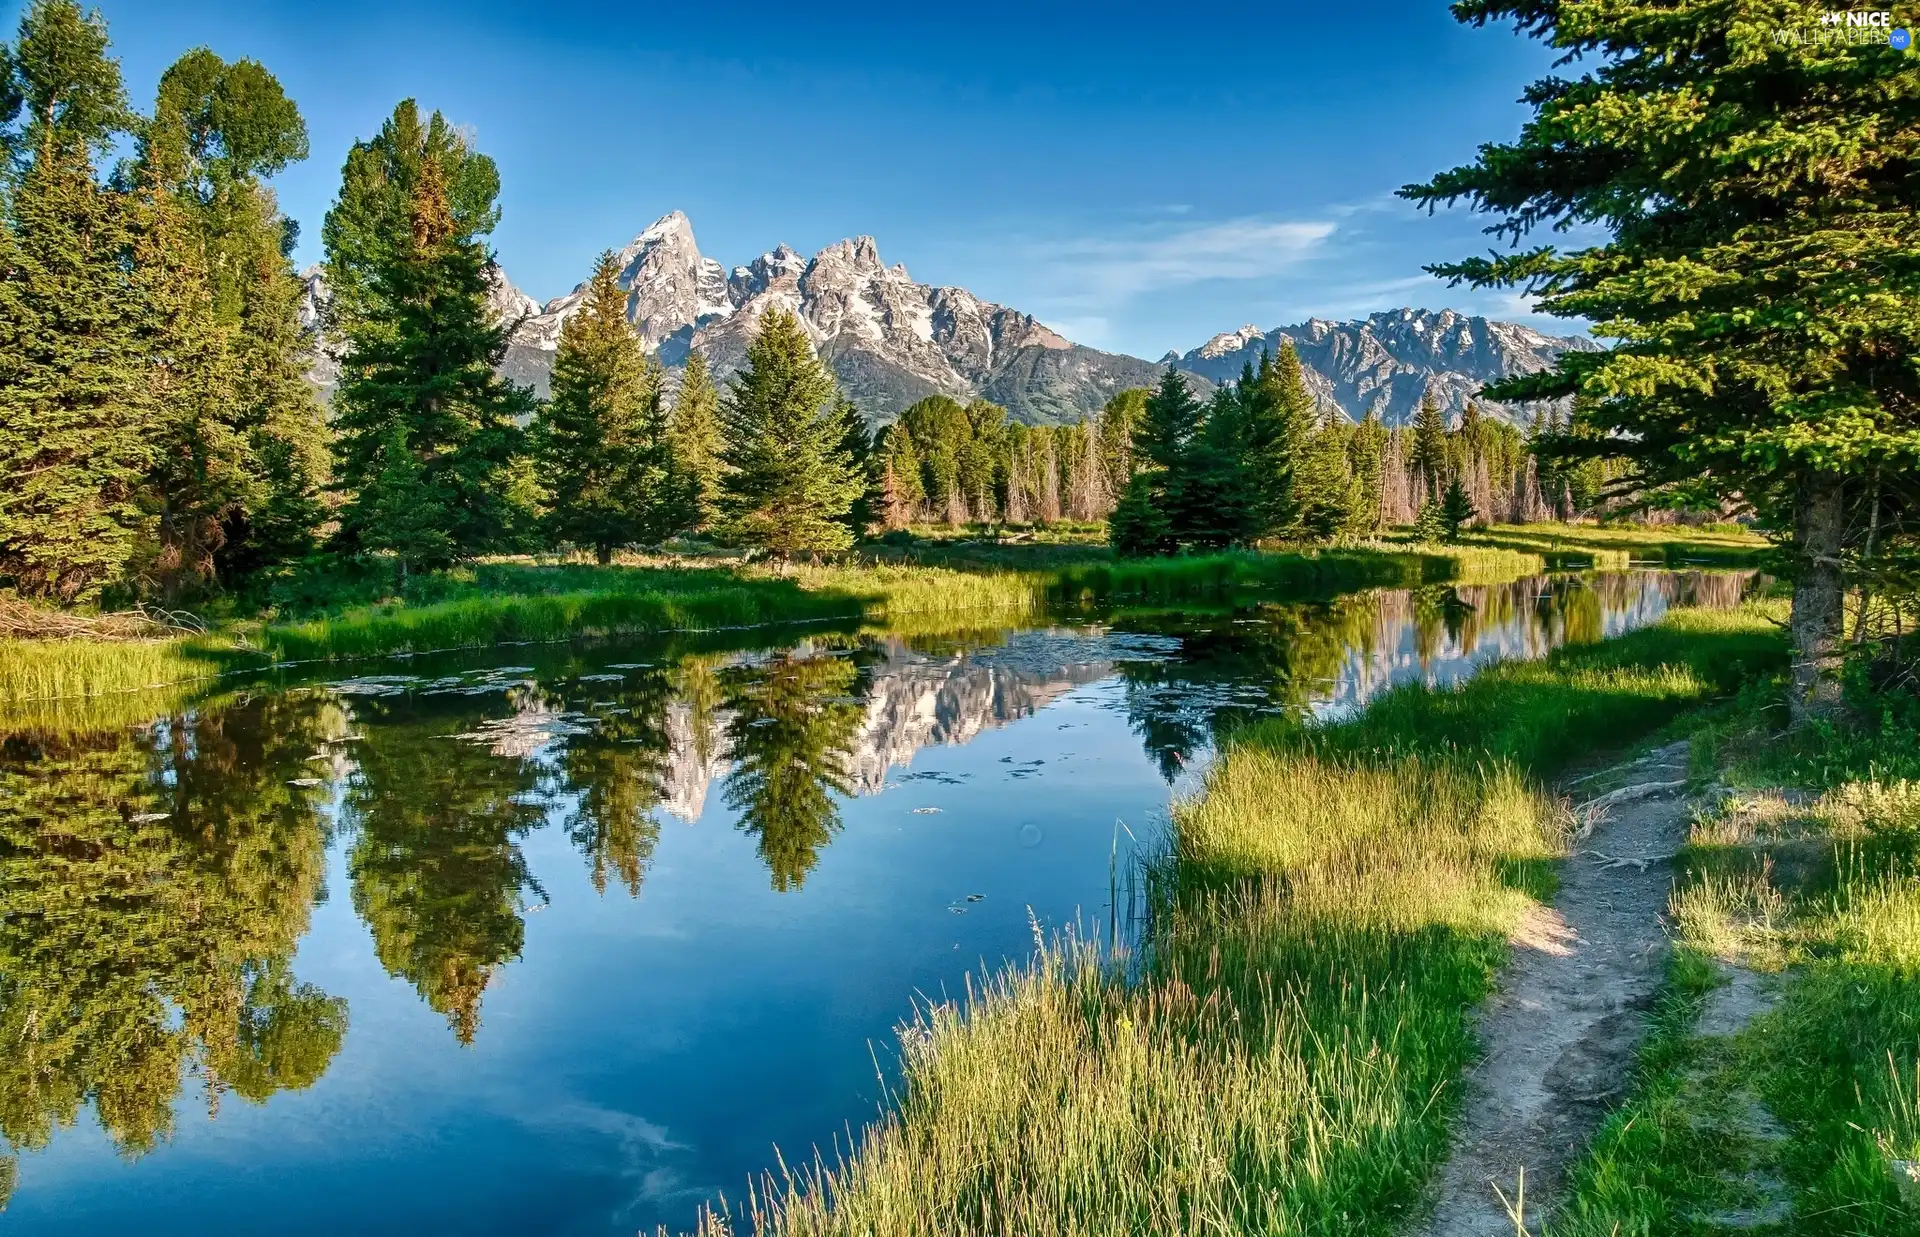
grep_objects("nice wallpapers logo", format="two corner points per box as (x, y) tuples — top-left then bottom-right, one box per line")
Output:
(1773, 9), (1913, 47)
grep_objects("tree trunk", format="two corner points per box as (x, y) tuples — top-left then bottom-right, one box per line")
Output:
(1789, 471), (1847, 726)
(596, 543), (613, 566)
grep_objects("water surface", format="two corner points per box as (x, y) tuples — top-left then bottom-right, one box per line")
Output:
(0, 572), (1750, 1233)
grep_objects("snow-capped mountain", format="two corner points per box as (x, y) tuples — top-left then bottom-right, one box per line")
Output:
(300, 214), (1595, 428)
(495, 212), (1164, 423)
(1166, 308), (1598, 427)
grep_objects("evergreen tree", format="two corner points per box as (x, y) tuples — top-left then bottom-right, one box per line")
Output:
(1238, 344), (1316, 539)
(1108, 473), (1173, 557)
(1097, 387), (1145, 497)
(319, 98), (501, 341)
(835, 398), (880, 538)
(1438, 475), (1476, 542)
(1348, 410), (1388, 536)
(877, 421), (923, 528)
(1412, 494), (1448, 543)
(134, 185), (248, 599)
(1292, 413), (1360, 542)
(324, 103), (534, 579)
(0, 0), (149, 602)
(542, 250), (689, 562)
(1409, 394), (1449, 497)
(669, 349), (725, 531)
(1404, 0), (1920, 720)
(716, 308), (861, 555)
(1135, 366), (1198, 475)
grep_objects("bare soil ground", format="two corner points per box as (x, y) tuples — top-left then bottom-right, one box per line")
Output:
(1417, 740), (1696, 1237)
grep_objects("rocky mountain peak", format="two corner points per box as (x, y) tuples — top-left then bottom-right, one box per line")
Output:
(1166, 306), (1598, 427)
(1197, 324), (1265, 360)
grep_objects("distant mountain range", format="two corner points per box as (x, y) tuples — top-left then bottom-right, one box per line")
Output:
(302, 211), (1597, 428)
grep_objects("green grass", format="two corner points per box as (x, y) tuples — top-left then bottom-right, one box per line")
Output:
(0, 634), (261, 702)
(1389, 521), (1773, 572)
(721, 601), (1789, 1236)
(0, 543), (1548, 703)
(1549, 677), (1920, 1236)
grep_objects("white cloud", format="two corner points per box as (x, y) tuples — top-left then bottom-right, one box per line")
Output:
(1021, 215), (1338, 305)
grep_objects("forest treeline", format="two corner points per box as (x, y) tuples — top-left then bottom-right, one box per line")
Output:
(0, 1), (1617, 613)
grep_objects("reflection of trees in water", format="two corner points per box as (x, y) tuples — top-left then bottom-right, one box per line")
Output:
(0, 696), (347, 1167)
(342, 692), (548, 1046)
(1117, 595), (1384, 780)
(720, 652), (865, 891)
(547, 670), (677, 898)
(1113, 573), (1754, 778)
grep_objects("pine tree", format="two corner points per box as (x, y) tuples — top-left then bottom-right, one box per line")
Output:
(1108, 473), (1173, 557)
(1438, 475), (1476, 542)
(1409, 394), (1449, 498)
(717, 308), (861, 555)
(1110, 368), (1194, 555)
(1097, 387), (1145, 496)
(877, 421), (923, 528)
(1238, 343), (1316, 539)
(1293, 412), (1360, 542)
(0, 1), (149, 602)
(835, 398), (879, 538)
(542, 250), (689, 562)
(325, 104), (534, 578)
(670, 350), (725, 532)
(135, 186), (249, 599)
(1412, 495), (1447, 543)
(1347, 410), (1387, 537)
(1406, 0), (1920, 720)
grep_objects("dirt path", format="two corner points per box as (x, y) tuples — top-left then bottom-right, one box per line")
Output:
(1416, 740), (1695, 1237)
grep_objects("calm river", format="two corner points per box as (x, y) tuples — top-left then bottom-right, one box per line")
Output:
(0, 571), (1752, 1234)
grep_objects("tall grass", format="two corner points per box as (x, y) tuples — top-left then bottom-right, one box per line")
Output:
(1440, 521), (1773, 570)
(727, 602), (1789, 1236)
(2, 543), (1551, 703)
(0, 634), (259, 702)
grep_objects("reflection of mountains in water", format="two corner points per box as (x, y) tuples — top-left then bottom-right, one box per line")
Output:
(660, 631), (1173, 820)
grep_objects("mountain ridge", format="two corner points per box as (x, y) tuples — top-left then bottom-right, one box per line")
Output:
(303, 211), (1596, 428)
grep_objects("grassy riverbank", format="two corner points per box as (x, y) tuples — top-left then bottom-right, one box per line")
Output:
(1436, 521), (1771, 571)
(729, 603), (1788, 1236)
(1549, 681), (1920, 1236)
(0, 542), (1544, 705)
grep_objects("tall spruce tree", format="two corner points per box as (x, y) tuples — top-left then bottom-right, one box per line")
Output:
(134, 185), (248, 599)
(324, 103), (534, 580)
(1404, 0), (1920, 720)
(877, 421), (923, 529)
(1112, 368), (1207, 555)
(0, 0), (149, 602)
(669, 349), (725, 531)
(716, 308), (861, 555)
(1238, 343), (1316, 539)
(542, 250), (689, 562)
(1409, 394), (1449, 499)
(1293, 411), (1361, 542)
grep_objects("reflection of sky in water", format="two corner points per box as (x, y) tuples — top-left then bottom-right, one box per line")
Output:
(0, 572), (1750, 1237)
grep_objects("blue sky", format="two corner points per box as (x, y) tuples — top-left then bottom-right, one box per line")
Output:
(59, 0), (1590, 357)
